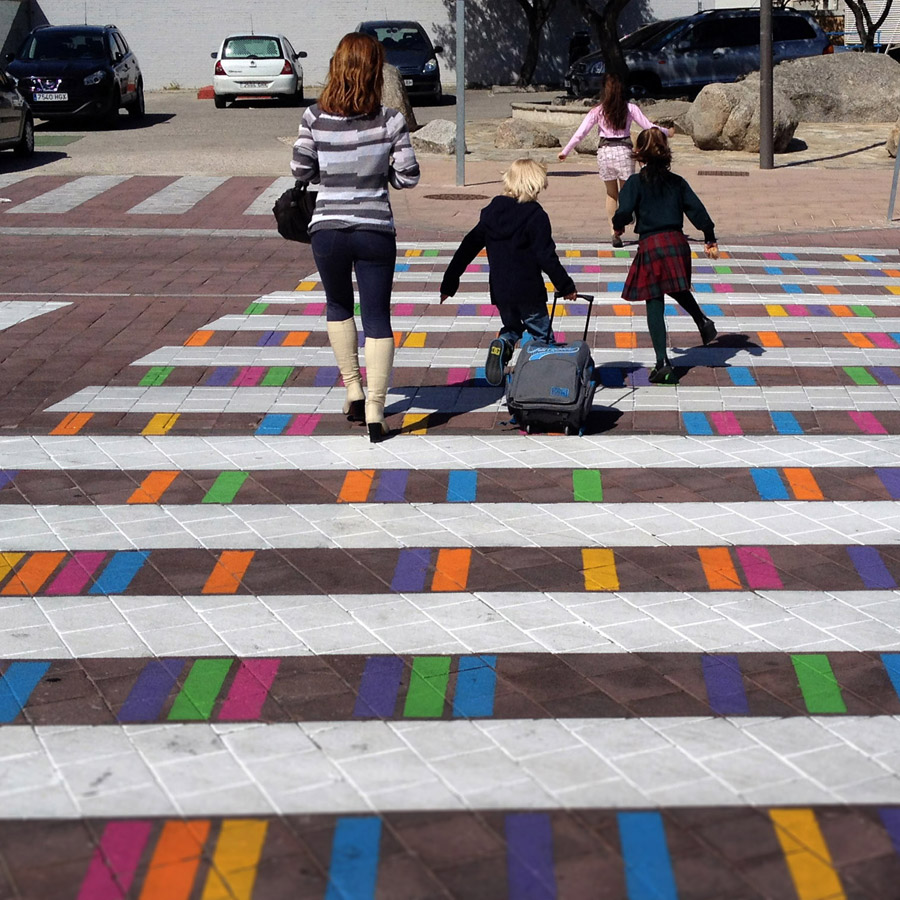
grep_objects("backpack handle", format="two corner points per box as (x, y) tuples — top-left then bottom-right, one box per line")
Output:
(553, 291), (595, 341)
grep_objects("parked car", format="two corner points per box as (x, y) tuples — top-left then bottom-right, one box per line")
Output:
(356, 21), (443, 102)
(6, 24), (143, 124)
(565, 8), (833, 98)
(0, 69), (33, 156)
(211, 34), (306, 108)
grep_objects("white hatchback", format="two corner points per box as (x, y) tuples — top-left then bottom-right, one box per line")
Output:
(211, 33), (306, 108)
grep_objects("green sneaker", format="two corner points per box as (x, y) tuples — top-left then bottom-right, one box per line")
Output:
(648, 363), (679, 385)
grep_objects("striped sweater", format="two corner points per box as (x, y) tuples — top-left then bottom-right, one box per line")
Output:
(291, 104), (420, 234)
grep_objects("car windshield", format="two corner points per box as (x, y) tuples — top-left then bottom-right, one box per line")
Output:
(363, 26), (431, 52)
(223, 37), (282, 59)
(21, 31), (106, 60)
(620, 20), (682, 50)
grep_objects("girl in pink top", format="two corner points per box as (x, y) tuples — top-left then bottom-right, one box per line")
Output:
(558, 75), (672, 247)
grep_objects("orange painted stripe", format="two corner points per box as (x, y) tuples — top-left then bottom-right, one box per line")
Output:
(431, 548), (471, 591)
(128, 471), (179, 504)
(596, 249), (613, 258)
(202, 551), (255, 594)
(614, 332), (637, 349)
(883, 269), (900, 278)
(698, 547), (742, 590)
(477, 249), (487, 257)
(1, 552), (66, 596)
(612, 304), (632, 316)
(281, 331), (309, 347)
(831, 305), (853, 317)
(393, 331), (403, 348)
(185, 330), (213, 347)
(50, 412), (93, 436)
(138, 819), (211, 900)
(757, 332), (784, 348)
(784, 468), (824, 501)
(844, 332), (874, 348)
(338, 470), (375, 503)
(817, 284), (840, 295)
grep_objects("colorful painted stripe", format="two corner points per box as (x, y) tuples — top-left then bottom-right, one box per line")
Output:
(431, 548), (471, 591)
(769, 809), (846, 900)
(791, 654), (847, 714)
(374, 470), (408, 502)
(168, 658), (234, 721)
(89, 551), (149, 594)
(698, 547), (741, 590)
(200, 819), (268, 900)
(506, 813), (557, 900)
(138, 820), (210, 900)
(617, 811), (678, 900)
(701, 654), (749, 715)
(128, 471), (179, 504)
(202, 550), (254, 594)
(324, 817), (382, 900)
(354, 656), (404, 718)
(77, 821), (153, 900)
(202, 472), (248, 503)
(573, 469), (603, 502)
(118, 659), (186, 723)
(447, 470), (477, 502)
(582, 548), (619, 590)
(0, 661), (50, 723)
(847, 546), (897, 589)
(46, 551), (107, 595)
(452, 655), (497, 718)
(403, 656), (451, 718)
(218, 659), (280, 721)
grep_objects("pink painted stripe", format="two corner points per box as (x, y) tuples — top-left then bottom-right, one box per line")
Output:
(218, 659), (281, 720)
(394, 303), (415, 316)
(446, 368), (470, 385)
(554, 332), (566, 343)
(710, 411), (742, 435)
(867, 332), (897, 349)
(464, 264), (481, 272)
(286, 414), (321, 435)
(763, 252), (780, 260)
(583, 265), (604, 273)
(304, 302), (326, 315)
(479, 305), (496, 316)
(713, 283), (734, 293)
(46, 552), (108, 595)
(736, 546), (783, 589)
(234, 366), (265, 386)
(786, 304), (809, 316)
(849, 411), (888, 434)
(77, 820), (153, 900)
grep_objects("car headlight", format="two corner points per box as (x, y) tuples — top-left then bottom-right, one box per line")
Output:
(83, 70), (106, 86)
(424, 57), (438, 73)
(587, 60), (606, 75)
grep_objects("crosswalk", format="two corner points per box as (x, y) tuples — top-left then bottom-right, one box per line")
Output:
(2, 240), (900, 896)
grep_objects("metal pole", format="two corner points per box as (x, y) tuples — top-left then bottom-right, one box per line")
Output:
(759, 0), (774, 169)
(887, 143), (900, 222)
(455, 0), (465, 186)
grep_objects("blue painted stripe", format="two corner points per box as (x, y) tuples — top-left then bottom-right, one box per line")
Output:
(607, 281), (625, 292)
(506, 813), (557, 900)
(256, 413), (291, 435)
(881, 654), (900, 702)
(394, 263), (410, 272)
(474, 366), (488, 385)
(447, 470), (478, 503)
(861, 254), (880, 262)
(751, 468), (789, 500)
(727, 367), (756, 386)
(764, 266), (783, 275)
(664, 305), (679, 316)
(453, 655), (497, 718)
(771, 411), (803, 434)
(0, 470), (17, 491)
(701, 654), (749, 715)
(682, 413), (712, 435)
(879, 807), (900, 856)
(783, 283), (804, 293)
(206, 367), (237, 386)
(782, 252), (798, 260)
(891, 333), (900, 346)
(618, 811), (678, 900)
(325, 817), (382, 900)
(693, 283), (713, 293)
(0, 661), (50, 723)
(118, 659), (185, 722)
(699, 304), (722, 316)
(870, 367), (900, 386)
(89, 551), (150, 595)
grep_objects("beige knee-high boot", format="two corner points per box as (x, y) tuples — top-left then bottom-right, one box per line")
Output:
(363, 336), (394, 443)
(327, 318), (365, 422)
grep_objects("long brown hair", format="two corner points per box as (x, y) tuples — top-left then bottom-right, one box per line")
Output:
(634, 127), (672, 184)
(600, 74), (628, 131)
(318, 33), (384, 117)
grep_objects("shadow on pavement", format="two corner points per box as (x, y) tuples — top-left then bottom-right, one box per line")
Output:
(0, 150), (69, 172)
(781, 140), (886, 167)
(35, 112), (176, 132)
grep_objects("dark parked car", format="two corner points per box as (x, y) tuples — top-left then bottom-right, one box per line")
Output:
(356, 20), (443, 102)
(6, 24), (144, 124)
(0, 69), (34, 156)
(566, 8), (833, 98)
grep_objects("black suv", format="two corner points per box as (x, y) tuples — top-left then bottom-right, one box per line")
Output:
(6, 24), (143, 124)
(357, 21), (443, 102)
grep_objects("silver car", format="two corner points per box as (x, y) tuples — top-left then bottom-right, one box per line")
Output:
(211, 33), (307, 108)
(0, 69), (34, 157)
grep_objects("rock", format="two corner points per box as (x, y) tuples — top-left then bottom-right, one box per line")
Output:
(636, 99), (692, 134)
(494, 119), (560, 149)
(683, 81), (797, 152)
(411, 119), (462, 154)
(382, 63), (418, 131)
(889, 120), (900, 158)
(573, 130), (599, 154)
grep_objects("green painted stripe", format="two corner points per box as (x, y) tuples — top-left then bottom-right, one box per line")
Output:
(573, 469), (603, 502)
(850, 304), (875, 318)
(713, 265), (733, 274)
(791, 654), (846, 714)
(614, 250), (629, 258)
(168, 658), (233, 720)
(261, 367), (293, 387)
(844, 366), (878, 386)
(403, 656), (451, 718)
(139, 366), (173, 387)
(202, 471), (249, 503)
(353, 302), (362, 316)
(423, 249), (439, 257)
(244, 302), (269, 315)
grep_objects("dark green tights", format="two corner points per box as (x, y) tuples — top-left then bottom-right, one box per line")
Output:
(645, 291), (706, 366)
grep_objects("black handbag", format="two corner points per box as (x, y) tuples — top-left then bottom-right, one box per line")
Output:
(273, 180), (316, 243)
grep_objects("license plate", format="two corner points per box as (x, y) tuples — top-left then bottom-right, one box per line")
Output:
(403, 79), (413, 86)
(35, 92), (68, 101)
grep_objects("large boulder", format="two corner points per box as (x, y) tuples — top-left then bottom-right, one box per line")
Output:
(494, 119), (560, 149)
(411, 119), (461, 154)
(683, 81), (798, 152)
(742, 52), (900, 123)
(382, 63), (418, 131)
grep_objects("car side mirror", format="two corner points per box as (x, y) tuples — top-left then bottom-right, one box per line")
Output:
(210, 51), (217, 58)
(434, 45), (444, 54)
(295, 51), (307, 59)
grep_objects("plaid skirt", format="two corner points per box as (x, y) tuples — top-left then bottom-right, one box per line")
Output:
(622, 229), (692, 302)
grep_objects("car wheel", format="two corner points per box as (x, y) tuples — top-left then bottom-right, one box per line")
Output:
(628, 75), (661, 100)
(293, 82), (304, 106)
(103, 88), (121, 127)
(127, 80), (145, 118)
(214, 94), (228, 109)
(13, 115), (34, 157)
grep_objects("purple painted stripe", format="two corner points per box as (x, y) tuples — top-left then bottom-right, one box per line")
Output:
(847, 546), (897, 589)
(0, 470), (17, 491)
(314, 366), (340, 387)
(877, 469), (900, 499)
(879, 808), (900, 856)
(630, 367), (651, 387)
(702, 654), (749, 714)
(870, 367), (900, 386)
(505, 813), (557, 900)
(45, 552), (107, 595)
(374, 470), (409, 503)
(76, 821), (153, 900)
(458, 304), (477, 315)
(206, 367), (237, 386)
(391, 548), (431, 592)
(117, 659), (185, 722)
(257, 331), (281, 346)
(353, 656), (404, 717)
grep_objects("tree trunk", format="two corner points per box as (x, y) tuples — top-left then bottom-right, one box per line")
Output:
(512, 0), (559, 85)
(844, 0), (895, 51)
(569, 0), (633, 82)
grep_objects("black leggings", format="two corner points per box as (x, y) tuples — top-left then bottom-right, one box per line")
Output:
(646, 290), (706, 366)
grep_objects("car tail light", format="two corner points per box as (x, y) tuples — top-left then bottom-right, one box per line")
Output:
(823, 43), (834, 54)
(215, 61), (225, 75)
(280, 59), (293, 75)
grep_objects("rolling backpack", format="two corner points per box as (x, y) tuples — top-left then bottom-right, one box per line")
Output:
(505, 293), (597, 435)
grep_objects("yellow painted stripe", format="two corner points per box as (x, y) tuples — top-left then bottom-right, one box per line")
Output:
(142, 413), (180, 436)
(766, 304), (788, 317)
(698, 547), (742, 590)
(544, 281), (554, 291)
(338, 470), (375, 503)
(200, 819), (268, 900)
(565, 249), (581, 257)
(885, 285), (900, 295)
(784, 468), (824, 501)
(185, 331), (213, 347)
(128, 471), (179, 504)
(0, 553), (26, 587)
(582, 548), (619, 590)
(844, 332), (874, 349)
(432, 548), (471, 591)
(50, 412), (93, 436)
(403, 332), (426, 347)
(769, 808), (846, 900)
(757, 332), (784, 348)
(403, 413), (429, 434)
(615, 332), (637, 349)
(843, 254), (863, 262)
(295, 281), (317, 291)
(405, 248), (422, 257)
(547, 302), (568, 317)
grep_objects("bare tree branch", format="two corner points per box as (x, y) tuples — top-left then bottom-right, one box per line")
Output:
(843, 0), (896, 50)
(568, 0), (634, 81)
(510, 0), (560, 84)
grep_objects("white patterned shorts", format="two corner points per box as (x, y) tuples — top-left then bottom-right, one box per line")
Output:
(596, 143), (635, 182)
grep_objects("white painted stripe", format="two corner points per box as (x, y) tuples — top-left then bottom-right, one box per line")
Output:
(127, 176), (228, 215)
(243, 177), (296, 215)
(0, 173), (29, 191)
(0, 500), (897, 551)
(2, 434), (899, 471)
(7, 176), (130, 214)
(0, 301), (69, 332)
(1, 717), (898, 818)
(5, 590), (899, 659)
